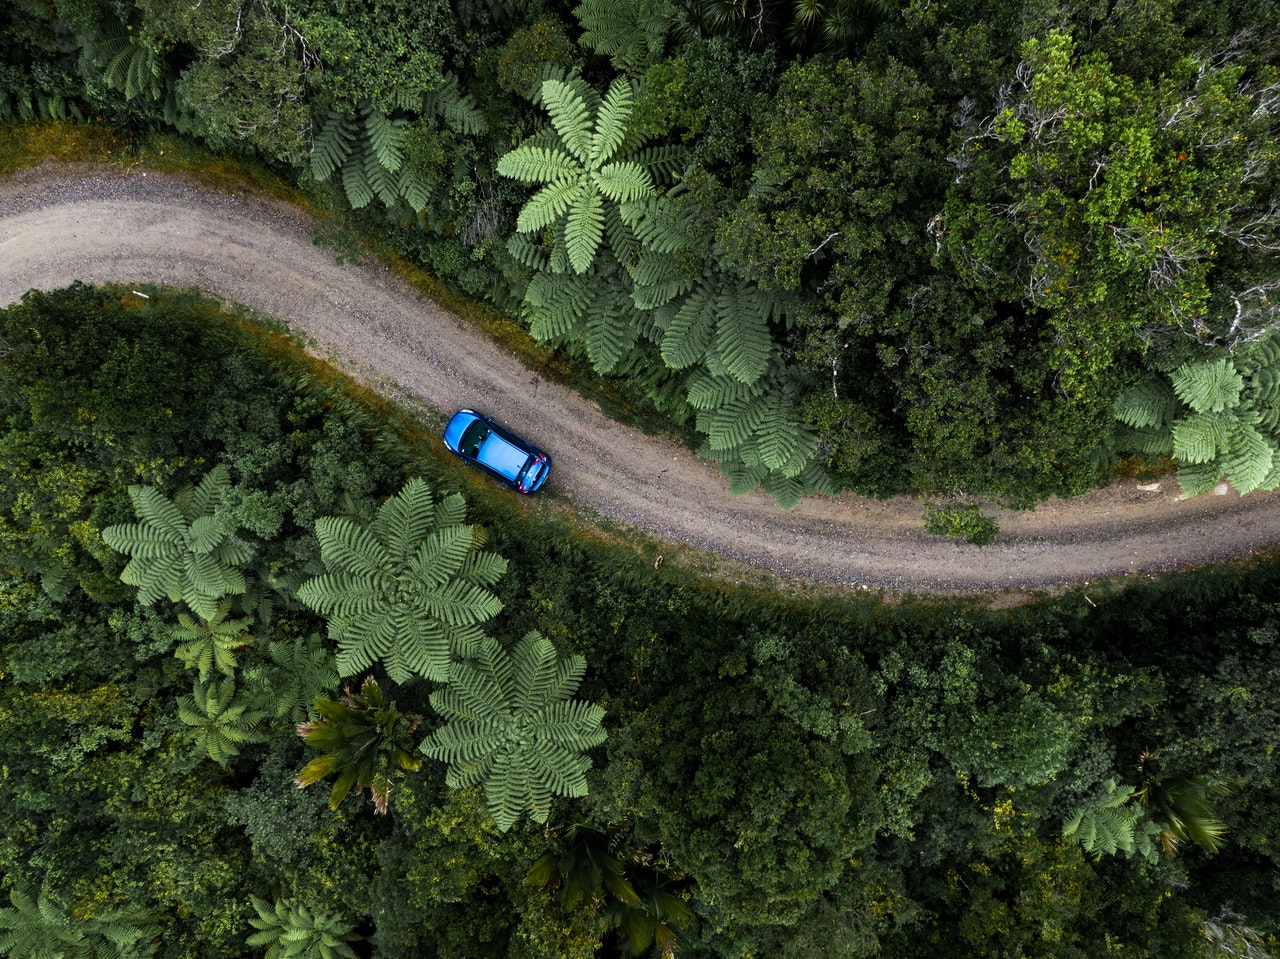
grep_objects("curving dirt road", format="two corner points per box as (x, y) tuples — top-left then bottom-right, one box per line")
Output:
(5, 162), (1280, 597)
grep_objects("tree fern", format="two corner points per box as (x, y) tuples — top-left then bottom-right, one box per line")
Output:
(295, 478), (507, 684)
(311, 103), (429, 212)
(0, 886), (158, 959)
(1117, 334), (1280, 496)
(173, 599), (254, 680)
(247, 895), (360, 959)
(92, 21), (166, 102)
(688, 364), (828, 506)
(101, 465), (254, 621)
(295, 676), (422, 815)
(177, 677), (269, 765)
(251, 632), (340, 721)
(419, 632), (607, 831)
(573, 0), (676, 74)
(1062, 780), (1158, 860)
(497, 77), (667, 274)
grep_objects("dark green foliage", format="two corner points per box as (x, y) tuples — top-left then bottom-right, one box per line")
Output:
(4, 284), (1280, 956)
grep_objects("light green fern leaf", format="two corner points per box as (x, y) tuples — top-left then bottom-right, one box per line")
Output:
(714, 286), (773, 385)
(340, 154), (374, 209)
(497, 145), (581, 185)
(1171, 358), (1244, 414)
(420, 632), (606, 831)
(583, 286), (641, 374)
(363, 106), (405, 173)
(574, 0), (675, 74)
(524, 271), (595, 342)
(1176, 460), (1224, 497)
(661, 283), (716, 370)
(1219, 420), (1275, 494)
(519, 178), (586, 233)
(590, 79), (634, 166)
(540, 79), (594, 164)
(1172, 410), (1234, 464)
(565, 189), (606, 274)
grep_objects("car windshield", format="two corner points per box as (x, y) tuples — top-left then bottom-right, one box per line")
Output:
(459, 420), (490, 457)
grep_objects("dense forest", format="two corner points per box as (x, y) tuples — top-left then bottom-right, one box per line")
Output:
(0, 284), (1278, 958)
(3, 0), (1278, 506)
(3, 0), (1280, 955)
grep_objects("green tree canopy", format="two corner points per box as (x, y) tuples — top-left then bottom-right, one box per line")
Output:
(296, 477), (507, 684)
(419, 632), (607, 831)
(100, 465), (254, 621)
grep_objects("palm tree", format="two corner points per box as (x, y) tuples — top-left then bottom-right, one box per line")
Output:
(1139, 770), (1232, 855)
(295, 477), (508, 684)
(526, 827), (693, 958)
(419, 632), (608, 831)
(295, 675), (422, 814)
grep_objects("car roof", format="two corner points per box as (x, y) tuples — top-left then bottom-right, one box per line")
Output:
(476, 431), (529, 480)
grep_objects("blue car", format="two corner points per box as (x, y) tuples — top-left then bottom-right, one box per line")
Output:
(443, 410), (551, 494)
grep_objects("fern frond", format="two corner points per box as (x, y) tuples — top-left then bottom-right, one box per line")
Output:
(363, 105), (405, 173)
(421, 632), (606, 831)
(498, 144), (581, 185)
(1115, 376), (1179, 429)
(311, 110), (359, 181)
(1172, 410), (1234, 464)
(524, 271), (595, 341)
(565, 189), (606, 274)
(540, 79), (594, 164)
(518, 178), (586, 233)
(1219, 421), (1274, 494)
(714, 285), (773, 385)
(341, 154), (374, 209)
(574, 0), (674, 74)
(594, 161), (655, 204)
(590, 78), (634, 166)
(1172, 358), (1245, 414)
(583, 287), (642, 373)
(423, 73), (489, 135)
(661, 284), (716, 370)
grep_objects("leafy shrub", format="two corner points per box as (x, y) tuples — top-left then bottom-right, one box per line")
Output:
(922, 504), (999, 546)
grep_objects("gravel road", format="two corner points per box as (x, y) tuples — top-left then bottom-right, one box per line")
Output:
(5, 162), (1280, 597)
